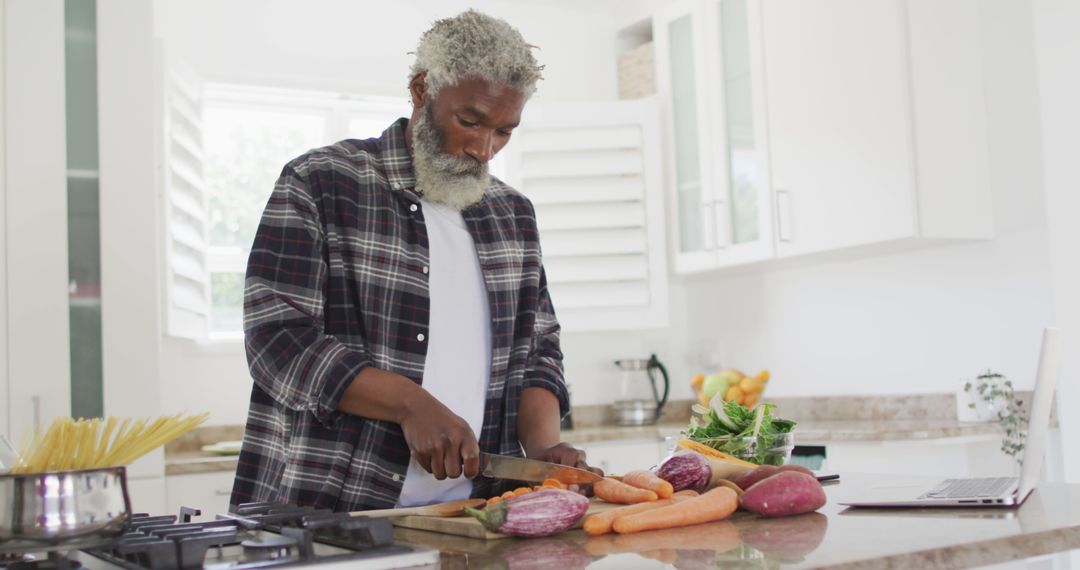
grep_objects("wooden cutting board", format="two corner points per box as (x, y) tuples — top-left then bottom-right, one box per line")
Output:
(388, 498), (623, 539)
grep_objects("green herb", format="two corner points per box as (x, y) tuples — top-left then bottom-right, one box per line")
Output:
(683, 399), (796, 465)
(964, 370), (1027, 465)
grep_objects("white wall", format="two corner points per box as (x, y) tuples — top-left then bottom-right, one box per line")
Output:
(683, 0), (1056, 398)
(1031, 0), (1080, 482)
(2, 0), (72, 437)
(153, 0), (619, 101)
(0, 0), (8, 440)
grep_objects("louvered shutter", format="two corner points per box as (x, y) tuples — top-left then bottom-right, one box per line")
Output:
(158, 49), (210, 338)
(505, 98), (669, 331)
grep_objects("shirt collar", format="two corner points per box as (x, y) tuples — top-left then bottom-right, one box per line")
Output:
(379, 118), (418, 197)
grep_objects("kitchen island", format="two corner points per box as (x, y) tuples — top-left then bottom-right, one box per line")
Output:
(391, 472), (1080, 569)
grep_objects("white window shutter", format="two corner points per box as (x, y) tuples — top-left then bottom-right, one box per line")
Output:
(505, 98), (670, 331)
(157, 46), (210, 339)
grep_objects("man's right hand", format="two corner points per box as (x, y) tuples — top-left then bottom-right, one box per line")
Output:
(338, 366), (480, 480)
(398, 392), (481, 480)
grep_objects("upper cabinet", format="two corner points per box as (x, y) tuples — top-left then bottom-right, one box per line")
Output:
(654, 0), (774, 273)
(652, 0), (993, 272)
(763, 0), (992, 258)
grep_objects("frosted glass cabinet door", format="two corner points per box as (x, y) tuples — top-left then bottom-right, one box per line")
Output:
(661, 7), (711, 258)
(656, 0), (774, 274)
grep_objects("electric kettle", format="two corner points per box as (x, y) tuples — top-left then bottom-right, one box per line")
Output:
(610, 354), (670, 425)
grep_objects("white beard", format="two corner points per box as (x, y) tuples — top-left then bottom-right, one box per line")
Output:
(411, 104), (490, 211)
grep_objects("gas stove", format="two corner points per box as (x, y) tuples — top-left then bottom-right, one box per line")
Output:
(2, 503), (438, 570)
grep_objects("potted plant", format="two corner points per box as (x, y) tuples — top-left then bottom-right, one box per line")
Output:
(959, 371), (1028, 465)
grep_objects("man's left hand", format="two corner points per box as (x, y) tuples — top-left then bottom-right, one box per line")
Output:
(531, 440), (609, 494)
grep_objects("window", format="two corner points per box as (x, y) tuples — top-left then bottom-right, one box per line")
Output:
(163, 84), (666, 339)
(166, 83), (409, 340)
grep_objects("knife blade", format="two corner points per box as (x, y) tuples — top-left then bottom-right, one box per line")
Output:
(479, 452), (602, 485)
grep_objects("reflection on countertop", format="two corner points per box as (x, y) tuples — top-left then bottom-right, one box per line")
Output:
(394, 473), (1080, 569)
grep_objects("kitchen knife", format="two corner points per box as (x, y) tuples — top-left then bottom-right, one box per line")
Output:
(479, 452), (602, 485)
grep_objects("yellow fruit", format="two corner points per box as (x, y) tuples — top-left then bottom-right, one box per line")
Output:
(754, 370), (770, 383)
(739, 376), (765, 394)
(720, 369), (746, 381)
(743, 393), (759, 408)
(698, 391), (711, 406)
(690, 374), (705, 392)
(725, 385), (744, 403)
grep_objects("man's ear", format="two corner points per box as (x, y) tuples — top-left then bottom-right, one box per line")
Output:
(409, 73), (428, 108)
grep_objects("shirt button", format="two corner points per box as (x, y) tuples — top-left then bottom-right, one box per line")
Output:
(392, 474), (401, 482)
(417, 333), (426, 342)
(409, 204), (418, 212)
(422, 266), (429, 275)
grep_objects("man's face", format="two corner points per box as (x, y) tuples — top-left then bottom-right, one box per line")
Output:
(425, 77), (525, 164)
(409, 76), (526, 210)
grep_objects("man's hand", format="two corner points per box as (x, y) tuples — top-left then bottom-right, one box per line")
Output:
(529, 442), (604, 478)
(530, 442), (604, 495)
(338, 367), (479, 480)
(398, 394), (481, 480)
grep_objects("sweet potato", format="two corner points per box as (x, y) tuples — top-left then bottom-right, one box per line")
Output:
(777, 464), (816, 477)
(739, 471), (827, 517)
(727, 465), (779, 490)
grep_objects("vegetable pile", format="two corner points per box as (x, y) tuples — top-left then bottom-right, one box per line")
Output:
(464, 402), (824, 542)
(683, 399), (796, 465)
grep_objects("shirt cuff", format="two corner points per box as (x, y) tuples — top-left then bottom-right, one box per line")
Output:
(521, 377), (571, 419)
(312, 345), (373, 428)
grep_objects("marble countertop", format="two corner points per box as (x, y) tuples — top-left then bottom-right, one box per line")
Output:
(165, 418), (1003, 475)
(393, 472), (1080, 569)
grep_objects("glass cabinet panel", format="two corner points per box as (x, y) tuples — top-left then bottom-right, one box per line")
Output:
(667, 15), (704, 254)
(720, 0), (760, 244)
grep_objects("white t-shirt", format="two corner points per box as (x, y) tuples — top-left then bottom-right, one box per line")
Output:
(395, 200), (492, 507)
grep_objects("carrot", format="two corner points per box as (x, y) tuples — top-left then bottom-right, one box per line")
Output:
(594, 477), (659, 504)
(500, 490), (515, 500)
(612, 486), (738, 534)
(512, 486), (533, 497)
(672, 489), (700, 498)
(621, 469), (674, 499)
(584, 497), (682, 535)
(542, 478), (566, 489)
(486, 496), (503, 507)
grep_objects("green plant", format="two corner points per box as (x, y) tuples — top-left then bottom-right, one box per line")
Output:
(964, 371), (1027, 464)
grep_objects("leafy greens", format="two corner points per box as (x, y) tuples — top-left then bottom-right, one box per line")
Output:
(683, 399), (797, 465)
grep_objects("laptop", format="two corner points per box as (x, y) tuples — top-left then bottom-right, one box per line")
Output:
(839, 326), (1062, 508)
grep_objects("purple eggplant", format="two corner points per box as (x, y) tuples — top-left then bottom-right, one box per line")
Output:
(465, 489), (589, 537)
(655, 451), (712, 493)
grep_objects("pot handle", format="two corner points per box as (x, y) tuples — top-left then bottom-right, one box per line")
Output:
(647, 354), (670, 419)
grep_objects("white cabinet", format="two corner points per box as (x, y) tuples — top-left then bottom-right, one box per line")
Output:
(762, 0), (992, 258)
(578, 439), (666, 475)
(165, 471), (235, 518)
(654, 0), (775, 273)
(652, 0), (992, 271)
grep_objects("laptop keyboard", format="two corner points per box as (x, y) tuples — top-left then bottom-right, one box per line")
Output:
(918, 477), (1018, 500)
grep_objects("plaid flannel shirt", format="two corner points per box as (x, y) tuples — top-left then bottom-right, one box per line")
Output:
(230, 118), (568, 512)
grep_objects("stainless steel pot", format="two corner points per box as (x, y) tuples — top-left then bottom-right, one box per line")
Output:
(0, 466), (131, 554)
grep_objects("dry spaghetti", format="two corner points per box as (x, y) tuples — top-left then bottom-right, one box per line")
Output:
(10, 412), (208, 474)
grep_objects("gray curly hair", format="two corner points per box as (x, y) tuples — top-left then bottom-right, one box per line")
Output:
(410, 10), (543, 99)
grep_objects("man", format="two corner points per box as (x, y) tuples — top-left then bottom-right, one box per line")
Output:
(230, 10), (597, 512)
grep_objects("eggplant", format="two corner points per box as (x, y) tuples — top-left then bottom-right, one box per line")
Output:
(655, 451), (712, 493)
(465, 489), (589, 537)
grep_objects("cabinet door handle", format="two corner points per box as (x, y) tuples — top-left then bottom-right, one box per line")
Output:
(702, 199), (718, 251)
(776, 190), (793, 242)
(713, 200), (728, 249)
